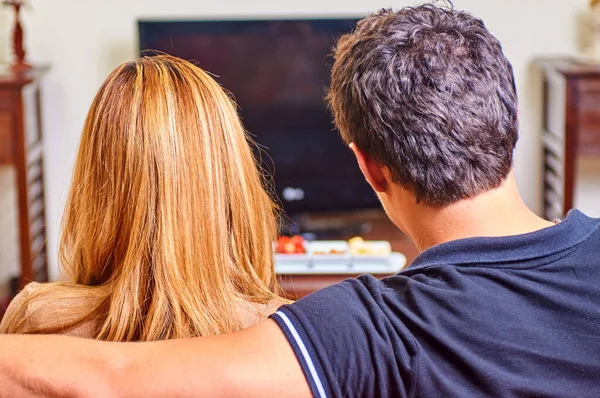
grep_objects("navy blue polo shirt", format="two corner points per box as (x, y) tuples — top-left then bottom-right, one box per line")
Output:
(271, 210), (600, 397)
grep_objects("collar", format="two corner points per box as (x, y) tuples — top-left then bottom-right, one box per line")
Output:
(405, 210), (600, 272)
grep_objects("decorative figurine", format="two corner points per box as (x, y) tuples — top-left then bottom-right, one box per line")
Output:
(2, 0), (31, 71)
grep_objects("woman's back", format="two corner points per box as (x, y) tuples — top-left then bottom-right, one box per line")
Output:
(0, 55), (286, 340)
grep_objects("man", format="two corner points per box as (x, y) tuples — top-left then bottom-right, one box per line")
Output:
(2, 4), (600, 397)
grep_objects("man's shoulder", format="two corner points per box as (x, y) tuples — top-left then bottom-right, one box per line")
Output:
(271, 274), (422, 397)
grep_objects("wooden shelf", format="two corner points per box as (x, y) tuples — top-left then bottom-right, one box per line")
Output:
(0, 66), (49, 291)
(537, 57), (600, 220)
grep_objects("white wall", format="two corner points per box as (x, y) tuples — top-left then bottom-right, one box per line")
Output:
(0, 11), (13, 296)
(0, 168), (19, 298)
(0, 9), (8, 62)
(0, 0), (596, 280)
(576, 158), (600, 215)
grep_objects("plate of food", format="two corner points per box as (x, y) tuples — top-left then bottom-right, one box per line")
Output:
(274, 235), (310, 271)
(348, 237), (392, 256)
(274, 236), (407, 274)
(276, 235), (307, 255)
(307, 240), (351, 269)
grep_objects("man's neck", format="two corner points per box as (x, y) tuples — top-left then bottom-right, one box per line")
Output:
(396, 173), (555, 252)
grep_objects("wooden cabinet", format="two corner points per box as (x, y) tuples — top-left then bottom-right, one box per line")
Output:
(0, 66), (49, 291)
(538, 58), (600, 221)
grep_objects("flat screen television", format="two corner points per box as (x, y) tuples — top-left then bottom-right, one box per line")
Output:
(138, 18), (380, 215)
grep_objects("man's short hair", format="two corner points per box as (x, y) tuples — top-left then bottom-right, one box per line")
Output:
(327, 3), (519, 206)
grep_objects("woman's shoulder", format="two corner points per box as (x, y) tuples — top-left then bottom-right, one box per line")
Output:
(264, 298), (287, 315)
(237, 297), (288, 329)
(0, 282), (41, 333)
(0, 282), (98, 337)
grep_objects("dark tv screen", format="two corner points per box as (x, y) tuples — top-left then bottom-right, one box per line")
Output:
(138, 18), (380, 214)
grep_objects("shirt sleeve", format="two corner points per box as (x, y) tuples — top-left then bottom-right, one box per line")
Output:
(270, 275), (419, 398)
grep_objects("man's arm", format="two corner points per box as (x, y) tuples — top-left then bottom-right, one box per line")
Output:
(0, 319), (311, 398)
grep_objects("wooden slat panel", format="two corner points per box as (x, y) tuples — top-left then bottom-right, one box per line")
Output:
(31, 252), (45, 272)
(31, 250), (47, 282)
(544, 188), (563, 211)
(26, 160), (42, 184)
(544, 182), (564, 220)
(26, 140), (42, 166)
(543, 130), (564, 159)
(29, 214), (44, 238)
(1, 68), (50, 288)
(30, 234), (45, 257)
(545, 151), (563, 177)
(28, 179), (43, 203)
(28, 196), (43, 220)
(545, 170), (564, 197)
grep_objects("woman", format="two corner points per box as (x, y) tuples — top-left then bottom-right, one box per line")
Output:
(0, 55), (286, 341)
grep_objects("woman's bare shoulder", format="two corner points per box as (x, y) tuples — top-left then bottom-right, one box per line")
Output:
(0, 282), (98, 337)
(0, 282), (41, 333)
(264, 297), (288, 315)
(237, 296), (289, 329)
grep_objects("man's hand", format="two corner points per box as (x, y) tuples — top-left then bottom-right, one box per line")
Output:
(0, 319), (311, 398)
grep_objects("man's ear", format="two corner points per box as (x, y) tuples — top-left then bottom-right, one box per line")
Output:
(349, 143), (388, 193)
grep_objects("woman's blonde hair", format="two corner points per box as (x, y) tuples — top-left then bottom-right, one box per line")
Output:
(5, 55), (283, 340)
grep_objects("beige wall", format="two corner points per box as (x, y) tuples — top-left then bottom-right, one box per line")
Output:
(0, 12), (15, 295)
(0, 9), (8, 63)
(0, 0), (597, 281)
(576, 158), (600, 216)
(0, 168), (19, 298)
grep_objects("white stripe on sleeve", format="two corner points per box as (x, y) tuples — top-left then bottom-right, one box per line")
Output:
(274, 311), (328, 398)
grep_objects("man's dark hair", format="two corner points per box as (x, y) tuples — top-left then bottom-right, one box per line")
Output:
(327, 3), (518, 206)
